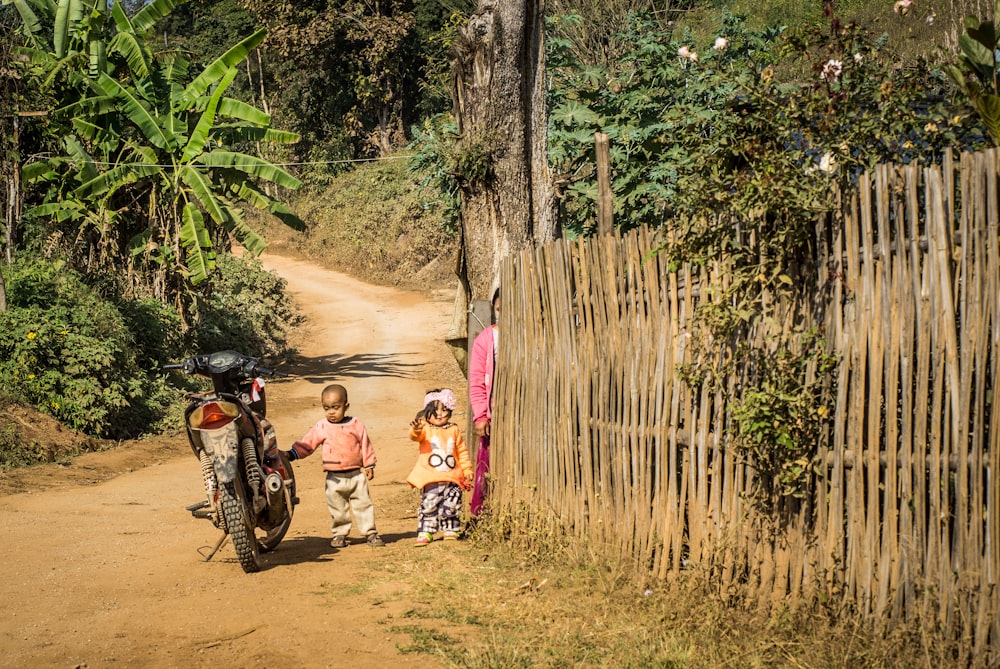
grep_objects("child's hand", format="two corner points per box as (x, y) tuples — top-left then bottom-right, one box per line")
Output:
(460, 478), (473, 491)
(410, 416), (425, 430)
(364, 466), (375, 481)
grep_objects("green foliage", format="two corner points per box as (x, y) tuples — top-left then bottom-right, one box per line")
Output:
(116, 297), (187, 370)
(192, 253), (302, 359)
(0, 252), (298, 440)
(407, 114), (462, 232)
(411, 1), (475, 119)
(0, 257), (147, 437)
(407, 112), (497, 218)
(548, 10), (985, 240)
(11, 0), (304, 314)
(946, 1), (1000, 143)
(730, 332), (838, 504)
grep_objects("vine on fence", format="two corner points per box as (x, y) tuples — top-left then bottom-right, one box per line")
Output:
(729, 330), (837, 506)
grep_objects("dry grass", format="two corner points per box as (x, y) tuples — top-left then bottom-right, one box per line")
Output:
(372, 512), (974, 669)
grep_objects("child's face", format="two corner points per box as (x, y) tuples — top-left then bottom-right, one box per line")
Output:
(426, 400), (451, 427)
(322, 390), (348, 423)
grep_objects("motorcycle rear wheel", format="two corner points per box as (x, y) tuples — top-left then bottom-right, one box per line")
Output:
(259, 452), (296, 552)
(220, 481), (261, 573)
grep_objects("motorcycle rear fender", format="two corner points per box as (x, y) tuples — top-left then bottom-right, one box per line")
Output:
(197, 422), (240, 484)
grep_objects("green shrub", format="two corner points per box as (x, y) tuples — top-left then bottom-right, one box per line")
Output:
(192, 253), (303, 359)
(0, 257), (144, 437)
(117, 297), (188, 371)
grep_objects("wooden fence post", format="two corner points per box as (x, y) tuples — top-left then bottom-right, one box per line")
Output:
(595, 132), (613, 235)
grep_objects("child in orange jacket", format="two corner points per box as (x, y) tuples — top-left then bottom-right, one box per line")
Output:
(405, 388), (473, 545)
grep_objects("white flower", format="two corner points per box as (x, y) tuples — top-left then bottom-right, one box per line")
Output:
(853, 53), (863, 64)
(677, 46), (690, 59)
(688, 51), (699, 63)
(819, 153), (837, 174)
(713, 37), (729, 52)
(893, 0), (913, 15)
(926, 9), (936, 25)
(821, 59), (843, 81)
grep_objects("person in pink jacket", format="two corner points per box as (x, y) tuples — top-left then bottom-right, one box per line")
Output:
(468, 289), (499, 517)
(406, 388), (473, 545)
(286, 383), (385, 548)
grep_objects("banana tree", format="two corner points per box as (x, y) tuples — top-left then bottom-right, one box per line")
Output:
(15, 0), (304, 308)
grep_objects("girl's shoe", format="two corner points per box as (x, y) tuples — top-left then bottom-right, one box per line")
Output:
(414, 532), (433, 546)
(442, 531), (459, 541)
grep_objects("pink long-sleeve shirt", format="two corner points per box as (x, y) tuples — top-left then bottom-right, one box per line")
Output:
(289, 416), (376, 472)
(468, 324), (497, 424)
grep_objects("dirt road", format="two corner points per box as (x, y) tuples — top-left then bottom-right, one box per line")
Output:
(0, 254), (470, 668)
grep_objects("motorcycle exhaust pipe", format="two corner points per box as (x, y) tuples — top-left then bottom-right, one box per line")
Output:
(264, 472), (286, 517)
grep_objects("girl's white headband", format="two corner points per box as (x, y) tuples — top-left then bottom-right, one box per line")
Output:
(424, 389), (457, 411)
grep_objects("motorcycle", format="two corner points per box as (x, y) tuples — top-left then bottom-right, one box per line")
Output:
(165, 350), (297, 573)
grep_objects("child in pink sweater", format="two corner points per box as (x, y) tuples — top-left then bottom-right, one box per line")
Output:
(286, 383), (385, 548)
(406, 388), (473, 545)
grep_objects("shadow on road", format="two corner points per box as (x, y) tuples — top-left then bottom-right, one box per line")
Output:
(274, 352), (425, 384)
(256, 532), (416, 570)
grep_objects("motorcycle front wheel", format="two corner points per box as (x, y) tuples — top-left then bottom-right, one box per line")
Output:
(259, 451), (296, 552)
(220, 481), (261, 573)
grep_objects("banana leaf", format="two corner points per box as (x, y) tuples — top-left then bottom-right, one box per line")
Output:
(22, 160), (59, 182)
(53, 0), (72, 57)
(178, 28), (266, 107)
(63, 134), (98, 182)
(73, 160), (162, 198)
(71, 117), (120, 151)
(130, 0), (184, 35)
(88, 36), (105, 78)
(98, 72), (176, 151)
(216, 194), (266, 256)
(199, 97), (270, 125)
(26, 200), (84, 218)
(179, 202), (215, 285)
(109, 30), (150, 78)
(196, 150), (301, 189)
(179, 165), (227, 224)
(209, 124), (299, 145)
(229, 181), (306, 231)
(4, 0), (44, 38)
(181, 66), (236, 164)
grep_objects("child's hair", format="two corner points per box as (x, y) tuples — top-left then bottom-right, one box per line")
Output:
(420, 388), (457, 420)
(322, 383), (348, 401)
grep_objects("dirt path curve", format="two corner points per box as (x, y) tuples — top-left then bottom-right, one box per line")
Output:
(0, 254), (469, 668)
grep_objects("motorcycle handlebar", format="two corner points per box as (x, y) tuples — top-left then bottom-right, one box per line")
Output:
(163, 353), (287, 378)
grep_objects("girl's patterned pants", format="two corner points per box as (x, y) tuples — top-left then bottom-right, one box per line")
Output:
(418, 481), (462, 534)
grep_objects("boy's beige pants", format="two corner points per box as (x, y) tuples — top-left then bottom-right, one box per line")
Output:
(324, 469), (377, 538)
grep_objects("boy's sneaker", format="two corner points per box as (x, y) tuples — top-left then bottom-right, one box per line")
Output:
(330, 535), (348, 548)
(367, 534), (385, 547)
(442, 531), (459, 541)
(414, 532), (433, 546)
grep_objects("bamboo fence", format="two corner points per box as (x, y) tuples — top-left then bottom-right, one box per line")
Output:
(490, 148), (998, 662)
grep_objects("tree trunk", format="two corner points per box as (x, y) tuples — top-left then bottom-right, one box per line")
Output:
(451, 0), (558, 302)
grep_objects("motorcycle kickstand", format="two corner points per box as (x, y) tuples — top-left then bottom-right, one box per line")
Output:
(197, 533), (230, 562)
